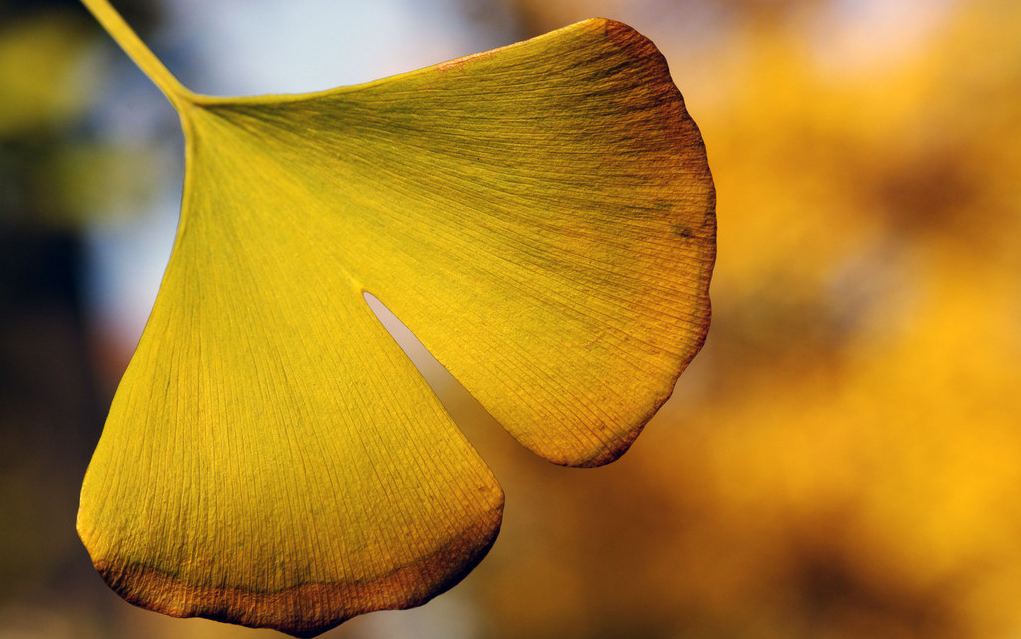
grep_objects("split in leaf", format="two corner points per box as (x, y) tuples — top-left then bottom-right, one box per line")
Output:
(76, 0), (716, 636)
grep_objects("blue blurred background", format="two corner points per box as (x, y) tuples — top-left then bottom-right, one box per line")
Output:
(2, 0), (1020, 637)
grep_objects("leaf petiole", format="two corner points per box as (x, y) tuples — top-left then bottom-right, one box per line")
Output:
(79, 0), (195, 109)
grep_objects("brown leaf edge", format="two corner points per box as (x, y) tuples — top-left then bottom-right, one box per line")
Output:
(566, 19), (716, 469)
(86, 509), (501, 637)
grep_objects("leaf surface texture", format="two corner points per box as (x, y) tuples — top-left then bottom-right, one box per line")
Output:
(77, 8), (715, 637)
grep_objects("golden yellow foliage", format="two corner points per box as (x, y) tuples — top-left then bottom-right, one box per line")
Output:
(465, 1), (1021, 638)
(75, 0), (714, 636)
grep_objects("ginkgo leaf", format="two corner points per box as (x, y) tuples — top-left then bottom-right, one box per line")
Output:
(76, 0), (715, 637)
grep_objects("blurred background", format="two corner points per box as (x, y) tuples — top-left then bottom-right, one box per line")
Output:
(2, 0), (1020, 637)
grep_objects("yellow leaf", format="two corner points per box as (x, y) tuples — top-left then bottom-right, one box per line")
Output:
(76, 1), (715, 636)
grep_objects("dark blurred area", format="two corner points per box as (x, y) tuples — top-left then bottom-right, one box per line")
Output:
(2, 0), (1020, 637)
(0, 1), (162, 635)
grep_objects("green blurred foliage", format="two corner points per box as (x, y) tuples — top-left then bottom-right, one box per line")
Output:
(0, 0), (162, 229)
(0, 12), (92, 137)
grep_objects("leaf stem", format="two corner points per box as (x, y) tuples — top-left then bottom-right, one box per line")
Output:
(79, 0), (194, 109)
